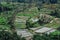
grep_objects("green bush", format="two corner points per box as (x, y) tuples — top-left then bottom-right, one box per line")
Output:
(33, 31), (60, 40)
(0, 16), (7, 25)
(0, 29), (20, 40)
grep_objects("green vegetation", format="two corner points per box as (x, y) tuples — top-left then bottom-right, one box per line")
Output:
(0, 29), (21, 40)
(15, 23), (26, 29)
(17, 7), (39, 17)
(33, 31), (60, 40)
(0, 0), (60, 40)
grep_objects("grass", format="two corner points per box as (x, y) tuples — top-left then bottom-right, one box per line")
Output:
(17, 7), (39, 17)
(0, 25), (10, 30)
(44, 18), (60, 28)
(50, 30), (60, 35)
(15, 22), (26, 29)
(17, 12), (35, 17)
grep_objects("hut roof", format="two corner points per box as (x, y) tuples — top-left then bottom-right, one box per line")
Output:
(35, 27), (56, 34)
(17, 29), (33, 37)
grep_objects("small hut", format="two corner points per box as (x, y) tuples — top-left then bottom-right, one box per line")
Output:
(35, 27), (56, 35)
(17, 29), (33, 40)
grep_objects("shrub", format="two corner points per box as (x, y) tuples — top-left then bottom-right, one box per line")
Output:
(0, 16), (7, 25)
(0, 29), (20, 40)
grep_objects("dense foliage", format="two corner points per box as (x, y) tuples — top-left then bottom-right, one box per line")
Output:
(50, 9), (60, 18)
(0, 29), (20, 40)
(33, 32), (60, 40)
(0, 0), (60, 40)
